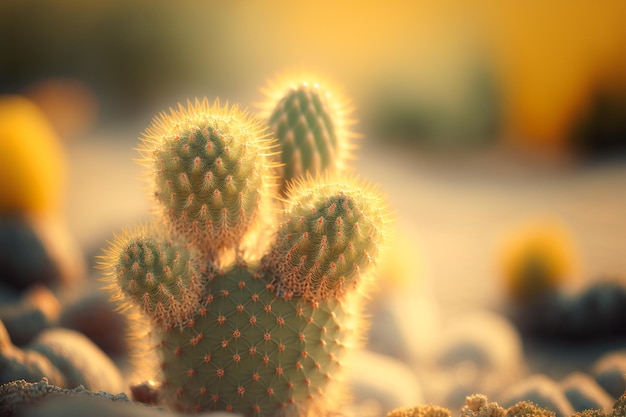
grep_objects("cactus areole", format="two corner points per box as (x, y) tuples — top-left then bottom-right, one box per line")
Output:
(156, 262), (350, 415)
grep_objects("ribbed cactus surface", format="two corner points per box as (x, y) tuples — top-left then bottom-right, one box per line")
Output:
(157, 261), (351, 415)
(139, 98), (275, 260)
(268, 85), (337, 179)
(264, 178), (386, 301)
(260, 74), (357, 193)
(115, 236), (201, 328)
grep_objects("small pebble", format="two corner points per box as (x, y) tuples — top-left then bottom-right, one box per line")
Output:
(560, 372), (614, 412)
(592, 351), (626, 399)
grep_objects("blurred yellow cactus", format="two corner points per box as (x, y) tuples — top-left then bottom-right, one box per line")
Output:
(0, 95), (67, 214)
(497, 220), (580, 302)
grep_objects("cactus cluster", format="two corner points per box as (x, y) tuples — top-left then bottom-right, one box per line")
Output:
(101, 72), (388, 416)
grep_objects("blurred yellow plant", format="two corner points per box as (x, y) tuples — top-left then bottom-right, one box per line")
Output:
(0, 95), (67, 215)
(497, 219), (580, 302)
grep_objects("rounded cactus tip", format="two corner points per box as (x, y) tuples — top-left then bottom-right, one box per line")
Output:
(258, 71), (359, 191)
(136, 97), (279, 259)
(99, 227), (202, 328)
(263, 174), (390, 302)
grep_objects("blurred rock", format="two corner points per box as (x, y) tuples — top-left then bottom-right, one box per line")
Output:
(22, 394), (238, 417)
(27, 327), (125, 394)
(0, 286), (60, 346)
(573, 279), (626, 337)
(499, 374), (574, 417)
(430, 310), (524, 409)
(0, 216), (62, 291)
(508, 278), (626, 341)
(592, 351), (626, 399)
(60, 290), (130, 360)
(367, 285), (441, 366)
(0, 322), (66, 387)
(0, 215), (84, 292)
(560, 372), (614, 412)
(0, 378), (131, 417)
(346, 349), (423, 417)
(0, 322), (124, 394)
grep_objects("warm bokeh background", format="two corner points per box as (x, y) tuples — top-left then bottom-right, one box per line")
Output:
(2, 1), (626, 411)
(3, 0), (626, 155)
(3, 0), (626, 318)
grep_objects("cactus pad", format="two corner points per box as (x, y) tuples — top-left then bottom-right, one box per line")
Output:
(102, 86), (389, 417)
(264, 176), (386, 301)
(138, 98), (275, 259)
(111, 234), (202, 328)
(157, 261), (354, 415)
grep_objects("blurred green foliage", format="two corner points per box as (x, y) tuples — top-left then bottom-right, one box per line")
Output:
(0, 0), (216, 121)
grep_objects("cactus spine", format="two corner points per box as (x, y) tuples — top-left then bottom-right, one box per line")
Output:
(259, 73), (358, 193)
(138, 98), (276, 261)
(102, 88), (388, 416)
(113, 235), (201, 328)
(264, 176), (385, 301)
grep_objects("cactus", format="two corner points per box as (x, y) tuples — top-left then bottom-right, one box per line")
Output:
(258, 72), (358, 193)
(111, 233), (202, 328)
(137, 98), (276, 261)
(101, 94), (388, 416)
(497, 220), (579, 303)
(263, 176), (384, 301)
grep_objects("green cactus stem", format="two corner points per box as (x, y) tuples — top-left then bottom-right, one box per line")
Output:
(156, 260), (356, 415)
(263, 175), (386, 302)
(111, 233), (201, 328)
(259, 73), (358, 193)
(138, 98), (276, 260)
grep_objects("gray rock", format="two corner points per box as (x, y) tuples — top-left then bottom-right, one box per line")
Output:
(0, 378), (128, 417)
(0, 286), (60, 346)
(1, 378), (238, 417)
(560, 372), (614, 412)
(499, 374), (574, 417)
(27, 327), (125, 394)
(23, 396), (236, 417)
(592, 351), (626, 399)
(431, 310), (524, 409)
(0, 322), (66, 387)
(346, 349), (423, 417)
